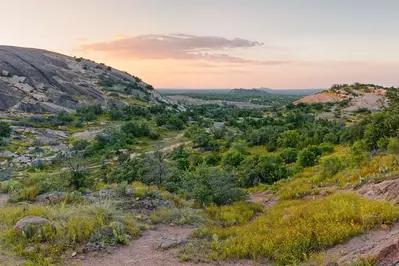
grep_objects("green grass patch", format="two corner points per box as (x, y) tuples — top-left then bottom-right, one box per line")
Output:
(201, 193), (398, 265)
(0, 203), (140, 265)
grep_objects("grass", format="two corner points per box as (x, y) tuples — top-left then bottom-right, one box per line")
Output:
(206, 202), (263, 227)
(197, 193), (398, 265)
(0, 202), (140, 265)
(276, 153), (399, 200)
(150, 208), (205, 225)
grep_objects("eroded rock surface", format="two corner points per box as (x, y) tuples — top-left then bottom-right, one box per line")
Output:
(0, 45), (175, 113)
(357, 178), (399, 205)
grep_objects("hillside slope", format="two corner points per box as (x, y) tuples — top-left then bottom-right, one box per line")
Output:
(0, 45), (174, 113)
(294, 83), (387, 111)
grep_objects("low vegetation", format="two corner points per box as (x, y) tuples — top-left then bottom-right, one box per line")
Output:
(1, 83), (399, 265)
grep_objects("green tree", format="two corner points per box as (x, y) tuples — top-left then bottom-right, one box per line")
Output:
(278, 130), (301, 148)
(184, 166), (246, 205)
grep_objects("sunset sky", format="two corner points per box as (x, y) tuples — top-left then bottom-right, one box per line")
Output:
(1, 0), (399, 89)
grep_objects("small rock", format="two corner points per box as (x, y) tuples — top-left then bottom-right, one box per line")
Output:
(124, 186), (133, 196)
(156, 236), (186, 250)
(282, 214), (291, 221)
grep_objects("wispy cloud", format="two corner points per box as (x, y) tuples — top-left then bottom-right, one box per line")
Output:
(79, 34), (287, 65)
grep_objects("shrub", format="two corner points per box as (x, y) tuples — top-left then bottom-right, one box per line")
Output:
(320, 155), (343, 178)
(184, 167), (246, 205)
(0, 122), (11, 138)
(280, 148), (298, 164)
(297, 148), (316, 167)
(319, 142), (334, 154)
(387, 138), (399, 154)
(221, 150), (245, 168)
(72, 139), (89, 151)
(377, 137), (390, 151)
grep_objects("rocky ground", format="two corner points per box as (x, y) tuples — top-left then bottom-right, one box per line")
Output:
(74, 225), (255, 266)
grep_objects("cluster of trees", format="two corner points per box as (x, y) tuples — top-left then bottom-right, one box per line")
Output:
(167, 90), (299, 107)
(30, 85), (399, 207)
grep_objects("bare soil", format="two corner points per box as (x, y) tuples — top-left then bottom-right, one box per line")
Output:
(73, 226), (255, 266)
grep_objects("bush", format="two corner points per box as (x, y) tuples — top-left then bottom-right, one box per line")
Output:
(377, 137), (390, 151)
(320, 155), (343, 177)
(96, 126), (127, 149)
(221, 150), (245, 168)
(387, 138), (399, 154)
(297, 148), (316, 167)
(184, 167), (246, 205)
(0, 122), (11, 138)
(280, 148), (298, 164)
(72, 139), (89, 151)
(319, 142), (334, 154)
(237, 154), (288, 187)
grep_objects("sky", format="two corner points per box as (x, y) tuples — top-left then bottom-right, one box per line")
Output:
(1, 0), (399, 89)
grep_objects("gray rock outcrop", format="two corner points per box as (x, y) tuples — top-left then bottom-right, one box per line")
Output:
(0, 45), (175, 113)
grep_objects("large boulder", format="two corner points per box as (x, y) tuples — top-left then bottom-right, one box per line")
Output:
(14, 216), (51, 238)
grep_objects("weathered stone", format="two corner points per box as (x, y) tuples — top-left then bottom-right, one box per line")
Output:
(36, 192), (66, 205)
(124, 186), (134, 196)
(14, 216), (51, 238)
(0, 45), (176, 114)
(357, 178), (399, 205)
(155, 236), (186, 250)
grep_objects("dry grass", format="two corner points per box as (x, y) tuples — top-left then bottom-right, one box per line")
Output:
(203, 193), (398, 265)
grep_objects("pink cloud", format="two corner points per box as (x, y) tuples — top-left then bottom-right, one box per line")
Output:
(79, 34), (287, 65)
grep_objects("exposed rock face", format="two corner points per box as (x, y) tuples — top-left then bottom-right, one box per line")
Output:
(324, 223), (399, 266)
(0, 45), (175, 113)
(357, 178), (399, 205)
(294, 84), (387, 112)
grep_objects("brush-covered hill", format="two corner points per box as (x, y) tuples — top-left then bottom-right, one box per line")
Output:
(0, 45), (174, 113)
(294, 83), (387, 111)
(228, 88), (271, 95)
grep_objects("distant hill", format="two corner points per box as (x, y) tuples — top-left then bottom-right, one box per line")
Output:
(229, 88), (271, 95)
(0, 45), (174, 113)
(159, 88), (324, 96)
(294, 83), (387, 111)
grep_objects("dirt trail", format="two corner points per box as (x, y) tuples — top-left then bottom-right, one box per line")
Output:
(248, 191), (278, 209)
(75, 226), (254, 266)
